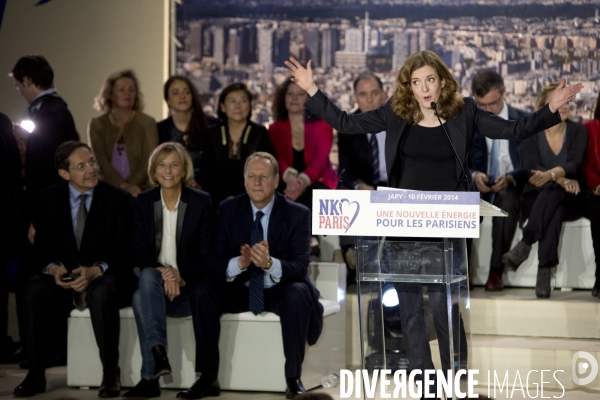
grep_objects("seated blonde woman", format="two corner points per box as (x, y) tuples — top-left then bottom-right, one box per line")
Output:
(123, 142), (214, 398)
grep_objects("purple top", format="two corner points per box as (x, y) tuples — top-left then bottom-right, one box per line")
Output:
(111, 142), (131, 180)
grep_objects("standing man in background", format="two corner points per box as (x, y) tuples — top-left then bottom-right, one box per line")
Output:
(337, 72), (388, 282)
(10, 55), (79, 225)
(9, 56), (80, 362)
(468, 70), (530, 291)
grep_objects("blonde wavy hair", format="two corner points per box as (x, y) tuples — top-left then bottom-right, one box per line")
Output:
(148, 142), (194, 187)
(391, 51), (464, 124)
(535, 82), (560, 112)
(93, 69), (144, 113)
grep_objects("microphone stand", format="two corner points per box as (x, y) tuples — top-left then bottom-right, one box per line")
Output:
(430, 102), (470, 192)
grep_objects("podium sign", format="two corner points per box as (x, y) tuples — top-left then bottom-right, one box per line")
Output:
(312, 189), (480, 238)
(309, 189), (501, 398)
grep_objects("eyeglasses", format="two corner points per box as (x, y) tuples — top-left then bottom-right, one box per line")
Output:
(70, 158), (99, 172)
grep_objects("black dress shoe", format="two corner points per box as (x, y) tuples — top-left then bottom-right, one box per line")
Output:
(98, 366), (121, 398)
(285, 378), (307, 399)
(535, 268), (553, 299)
(13, 370), (46, 397)
(177, 373), (220, 399)
(593, 278), (600, 297)
(151, 345), (172, 378)
(122, 378), (161, 398)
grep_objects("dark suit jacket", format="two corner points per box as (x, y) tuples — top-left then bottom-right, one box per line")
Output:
(468, 105), (530, 188)
(32, 180), (134, 303)
(0, 113), (21, 252)
(305, 91), (561, 191)
(26, 93), (79, 220)
(211, 192), (324, 345)
(133, 186), (215, 291)
(522, 120), (588, 195)
(338, 109), (386, 189)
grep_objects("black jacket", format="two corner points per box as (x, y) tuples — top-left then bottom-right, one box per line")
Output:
(338, 108), (387, 189)
(133, 186), (215, 291)
(33, 181), (134, 303)
(26, 92), (79, 220)
(305, 90), (561, 191)
(211, 192), (323, 345)
(200, 121), (276, 206)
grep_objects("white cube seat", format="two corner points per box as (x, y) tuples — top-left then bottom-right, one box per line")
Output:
(67, 262), (346, 392)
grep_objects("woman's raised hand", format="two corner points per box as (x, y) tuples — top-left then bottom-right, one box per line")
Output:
(284, 58), (318, 96)
(549, 79), (583, 114)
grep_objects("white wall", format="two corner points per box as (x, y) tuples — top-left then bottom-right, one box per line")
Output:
(0, 0), (169, 140)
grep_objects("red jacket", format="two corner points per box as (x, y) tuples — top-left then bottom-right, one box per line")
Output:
(583, 119), (600, 192)
(268, 118), (338, 189)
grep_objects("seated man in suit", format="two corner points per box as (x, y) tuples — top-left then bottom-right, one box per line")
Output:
(178, 152), (323, 399)
(468, 70), (529, 291)
(337, 72), (388, 279)
(13, 141), (133, 398)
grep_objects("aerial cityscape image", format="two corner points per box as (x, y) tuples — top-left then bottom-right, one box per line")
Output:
(174, 0), (600, 129)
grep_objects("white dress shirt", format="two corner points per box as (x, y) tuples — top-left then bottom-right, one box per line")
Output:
(157, 190), (181, 269)
(226, 196), (283, 288)
(485, 102), (514, 176)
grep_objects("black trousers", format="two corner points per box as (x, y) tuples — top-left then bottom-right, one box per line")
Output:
(192, 278), (312, 378)
(489, 184), (524, 274)
(23, 274), (120, 371)
(0, 248), (7, 353)
(522, 183), (585, 268)
(394, 284), (468, 374)
(583, 193), (600, 278)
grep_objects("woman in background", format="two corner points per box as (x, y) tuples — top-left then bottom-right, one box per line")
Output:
(268, 78), (337, 210)
(503, 83), (588, 298)
(88, 69), (158, 197)
(200, 82), (275, 207)
(157, 76), (217, 189)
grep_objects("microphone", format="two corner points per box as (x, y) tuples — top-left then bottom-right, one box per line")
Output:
(430, 101), (470, 191)
(336, 169), (346, 190)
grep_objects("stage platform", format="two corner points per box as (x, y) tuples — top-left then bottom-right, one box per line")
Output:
(347, 286), (600, 392)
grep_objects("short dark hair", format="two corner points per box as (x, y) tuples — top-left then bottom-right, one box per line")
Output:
(594, 91), (600, 120)
(353, 72), (383, 92)
(471, 70), (505, 98)
(10, 55), (54, 89)
(217, 82), (253, 122)
(54, 141), (92, 171)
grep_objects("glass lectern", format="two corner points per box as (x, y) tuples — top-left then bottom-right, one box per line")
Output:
(357, 237), (470, 381)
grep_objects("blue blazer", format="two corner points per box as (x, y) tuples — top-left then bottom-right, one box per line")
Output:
(133, 186), (215, 291)
(211, 191), (324, 345)
(468, 104), (531, 188)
